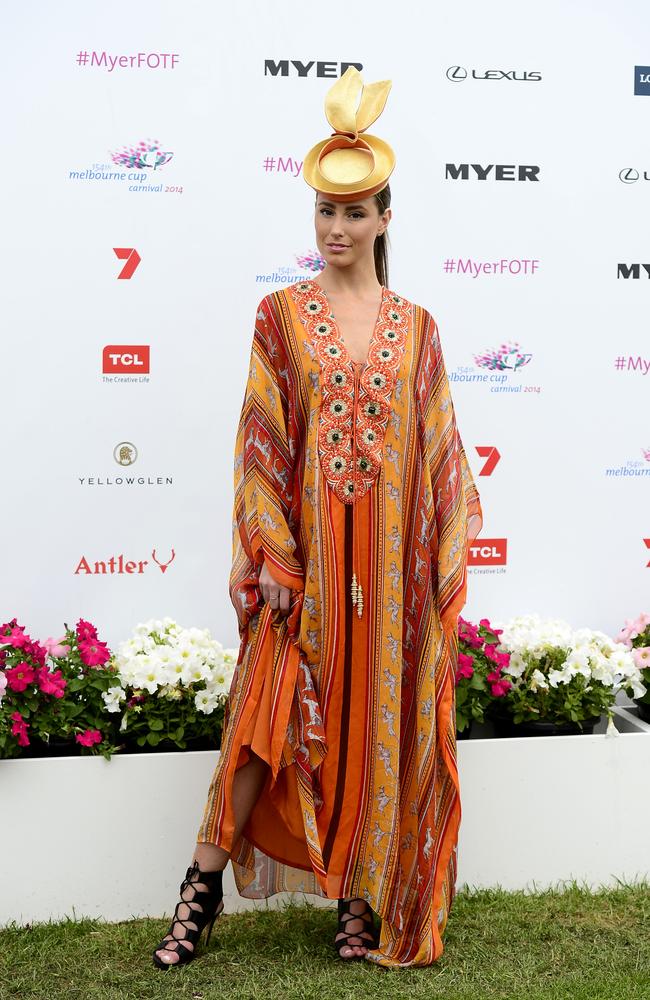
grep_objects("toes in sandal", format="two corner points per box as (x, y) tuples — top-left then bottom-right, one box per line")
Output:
(152, 860), (225, 969)
(334, 897), (378, 960)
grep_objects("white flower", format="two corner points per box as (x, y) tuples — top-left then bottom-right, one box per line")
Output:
(195, 690), (219, 715)
(157, 684), (183, 701)
(102, 685), (126, 713)
(112, 622), (237, 703)
(530, 669), (549, 691)
(491, 613), (650, 709)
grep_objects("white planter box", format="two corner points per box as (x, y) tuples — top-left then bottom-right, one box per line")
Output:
(1, 705), (648, 927)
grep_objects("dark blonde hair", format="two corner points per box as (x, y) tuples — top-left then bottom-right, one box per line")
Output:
(373, 182), (391, 288)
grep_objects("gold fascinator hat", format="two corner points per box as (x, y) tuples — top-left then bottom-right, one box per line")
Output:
(303, 66), (394, 201)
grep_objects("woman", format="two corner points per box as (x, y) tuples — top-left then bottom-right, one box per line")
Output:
(153, 67), (483, 970)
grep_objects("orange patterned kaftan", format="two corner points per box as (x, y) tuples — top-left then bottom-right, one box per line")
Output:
(197, 278), (483, 968)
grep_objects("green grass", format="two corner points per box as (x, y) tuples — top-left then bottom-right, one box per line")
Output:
(1, 882), (649, 1000)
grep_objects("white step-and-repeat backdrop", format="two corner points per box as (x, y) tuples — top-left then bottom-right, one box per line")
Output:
(2, 0), (648, 651)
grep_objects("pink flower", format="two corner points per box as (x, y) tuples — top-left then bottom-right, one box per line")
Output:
(10, 711), (30, 747)
(75, 728), (102, 747)
(486, 669), (512, 697)
(457, 653), (474, 679)
(0, 670), (7, 703)
(37, 667), (67, 698)
(615, 626), (633, 647)
(76, 619), (98, 642)
(5, 662), (36, 692)
(0, 620), (28, 648)
(632, 647), (650, 669)
(484, 644), (501, 663)
(616, 616), (650, 645)
(42, 636), (71, 657)
(78, 637), (110, 668)
(495, 650), (511, 668)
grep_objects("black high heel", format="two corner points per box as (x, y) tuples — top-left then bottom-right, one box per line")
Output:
(152, 860), (225, 969)
(334, 897), (378, 959)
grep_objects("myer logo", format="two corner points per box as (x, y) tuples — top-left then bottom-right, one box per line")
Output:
(446, 66), (541, 82)
(103, 346), (150, 373)
(446, 163), (540, 181)
(617, 264), (650, 279)
(264, 60), (362, 77)
(634, 66), (650, 95)
(468, 539), (508, 565)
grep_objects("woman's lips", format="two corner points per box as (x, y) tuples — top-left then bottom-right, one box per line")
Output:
(327, 244), (349, 252)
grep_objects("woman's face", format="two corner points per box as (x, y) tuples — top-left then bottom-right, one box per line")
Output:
(314, 192), (390, 271)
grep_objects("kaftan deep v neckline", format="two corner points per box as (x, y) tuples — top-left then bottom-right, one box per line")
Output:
(311, 281), (387, 369)
(289, 278), (410, 504)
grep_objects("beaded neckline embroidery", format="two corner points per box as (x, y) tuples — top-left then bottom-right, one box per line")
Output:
(290, 278), (409, 503)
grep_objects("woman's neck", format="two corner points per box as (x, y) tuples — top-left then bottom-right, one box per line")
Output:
(314, 262), (382, 297)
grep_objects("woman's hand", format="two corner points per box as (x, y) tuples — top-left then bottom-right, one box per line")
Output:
(467, 514), (482, 543)
(259, 558), (292, 616)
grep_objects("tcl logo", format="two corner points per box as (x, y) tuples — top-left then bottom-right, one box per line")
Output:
(103, 346), (150, 373)
(468, 539), (508, 565)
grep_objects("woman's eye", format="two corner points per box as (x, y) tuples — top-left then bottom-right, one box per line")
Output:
(318, 209), (364, 219)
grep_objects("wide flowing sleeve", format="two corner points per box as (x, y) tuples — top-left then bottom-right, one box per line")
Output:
(415, 306), (483, 638)
(229, 295), (304, 633)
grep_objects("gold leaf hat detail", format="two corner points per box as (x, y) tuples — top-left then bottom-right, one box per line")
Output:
(303, 66), (395, 202)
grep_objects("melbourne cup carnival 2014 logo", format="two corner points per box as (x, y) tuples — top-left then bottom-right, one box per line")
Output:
(449, 341), (540, 396)
(68, 138), (180, 194)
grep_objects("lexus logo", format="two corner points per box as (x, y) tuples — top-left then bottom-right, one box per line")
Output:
(619, 168), (650, 183)
(446, 66), (542, 82)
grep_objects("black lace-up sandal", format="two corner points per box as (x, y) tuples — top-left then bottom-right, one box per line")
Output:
(152, 860), (225, 969)
(334, 897), (378, 960)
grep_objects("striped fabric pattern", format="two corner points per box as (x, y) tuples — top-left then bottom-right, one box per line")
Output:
(197, 279), (482, 967)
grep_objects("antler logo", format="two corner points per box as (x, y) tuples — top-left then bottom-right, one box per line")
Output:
(152, 548), (176, 573)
